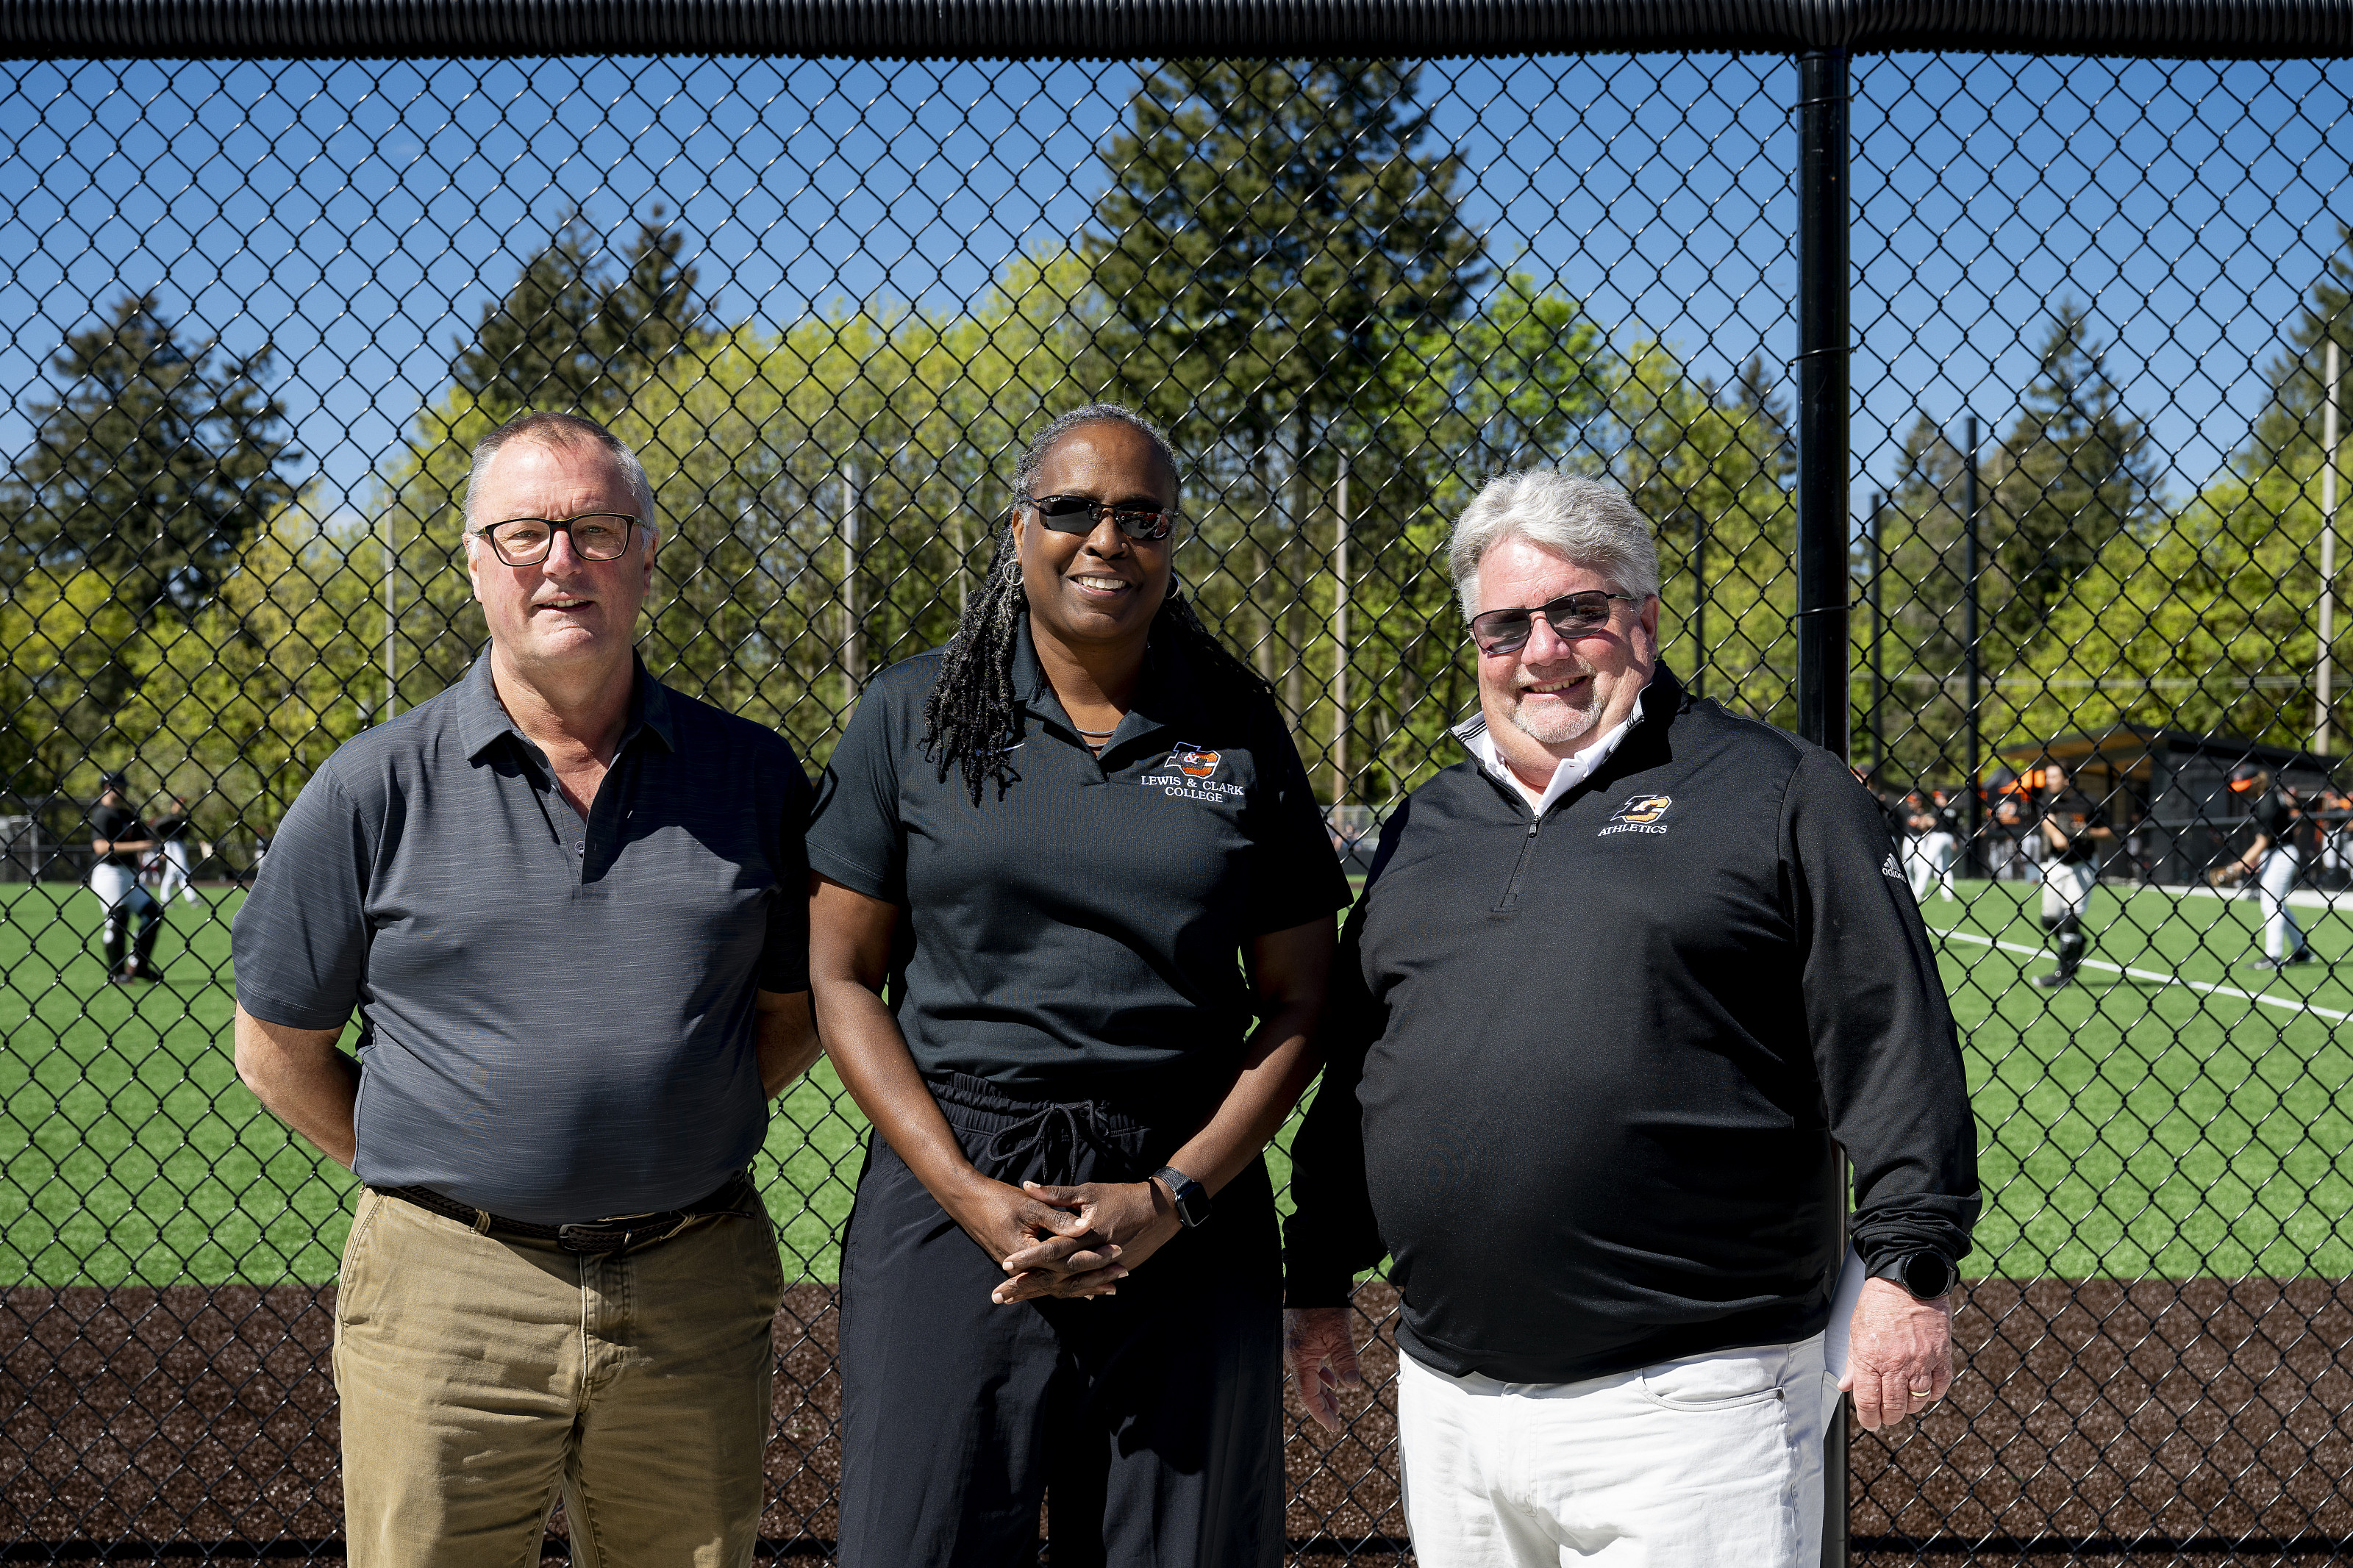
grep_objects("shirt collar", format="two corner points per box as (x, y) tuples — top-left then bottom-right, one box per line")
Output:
(1010, 615), (1185, 754)
(457, 648), (674, 762)
(1451, 671), (1654, 815)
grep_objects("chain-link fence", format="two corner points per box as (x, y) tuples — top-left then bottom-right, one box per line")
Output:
(4, 4), (2352, 1562)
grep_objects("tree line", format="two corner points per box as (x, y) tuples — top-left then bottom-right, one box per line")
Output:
(4, 65), (2346, 856)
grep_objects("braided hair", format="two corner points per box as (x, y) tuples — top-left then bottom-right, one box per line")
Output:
(921, 403), (1270, 805)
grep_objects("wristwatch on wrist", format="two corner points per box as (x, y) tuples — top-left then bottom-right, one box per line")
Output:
(1875, 1250), (1957, 1301)
(1153, 1166), (1211, 1228)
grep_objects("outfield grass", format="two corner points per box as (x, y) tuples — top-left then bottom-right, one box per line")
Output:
(3, 877), (2347, 1285)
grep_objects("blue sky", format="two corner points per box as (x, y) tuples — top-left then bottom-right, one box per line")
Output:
(0, 51), (2344, 527)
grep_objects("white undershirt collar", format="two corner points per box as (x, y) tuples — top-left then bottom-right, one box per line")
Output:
(1452, 691), (1648, 817)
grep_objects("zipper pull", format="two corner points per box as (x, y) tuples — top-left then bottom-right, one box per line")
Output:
(1527, 819), (1540, 837)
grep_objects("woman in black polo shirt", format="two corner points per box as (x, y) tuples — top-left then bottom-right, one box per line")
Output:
(807, 403), (1347, 1567)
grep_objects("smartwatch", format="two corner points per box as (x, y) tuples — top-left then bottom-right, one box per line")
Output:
(1153, 1166), (1211, 1228)
(1874, 1250), (1957, 1301)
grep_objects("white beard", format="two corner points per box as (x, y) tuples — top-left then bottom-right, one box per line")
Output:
(1504, 679), (1604, 747)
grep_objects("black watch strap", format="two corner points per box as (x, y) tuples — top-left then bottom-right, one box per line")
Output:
(1876, 1250), (1957, 1301)
(1154, 1166), (1211, 1228)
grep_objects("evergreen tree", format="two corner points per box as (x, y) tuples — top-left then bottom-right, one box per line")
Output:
(452, 210), (707, 419)
(2243, 222), (2353, 474)
(1086, 62), (1488, 720)
(1, 293), (300, 615)
(1988, 303), (2161, 645)
(1088, 60), (1485, 447)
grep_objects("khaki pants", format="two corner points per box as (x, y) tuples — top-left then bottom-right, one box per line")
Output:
(332, 1186), (785, 1568)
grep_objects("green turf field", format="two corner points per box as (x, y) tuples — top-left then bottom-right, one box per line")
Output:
(1922, 877), (2352, 1280)
(2, 876), (2346, 1285)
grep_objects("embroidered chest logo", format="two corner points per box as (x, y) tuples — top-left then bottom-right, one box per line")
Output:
(1141, 742), (1246, 805)
(1598, 793), (1674, 837)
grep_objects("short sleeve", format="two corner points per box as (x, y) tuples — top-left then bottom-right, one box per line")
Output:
(230, 765), (373, 1031)
(759, 752), (817, 993)
(1244, 706), (1352, 936)
(804, 681), (908, 903)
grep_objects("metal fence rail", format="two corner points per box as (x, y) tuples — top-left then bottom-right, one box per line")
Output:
(4, 5), (2352, 1562)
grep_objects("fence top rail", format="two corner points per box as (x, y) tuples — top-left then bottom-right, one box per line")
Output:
(4, 0), (2351, 62)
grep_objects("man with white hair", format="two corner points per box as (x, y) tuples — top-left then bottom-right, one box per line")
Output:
(1282, 470), (1979, 1567)
(231, 410), (818, 1567)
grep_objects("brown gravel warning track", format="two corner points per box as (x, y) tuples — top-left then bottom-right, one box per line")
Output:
(5, 1280), (2350, 1563)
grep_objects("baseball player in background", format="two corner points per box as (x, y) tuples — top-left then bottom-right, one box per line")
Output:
(1904, 790), (1958, 904)
(88, 773), (165, 984)
(2032, 765), (2111, 990)
(2219, 765), (2312, 970)
(148, 796), (203, 908)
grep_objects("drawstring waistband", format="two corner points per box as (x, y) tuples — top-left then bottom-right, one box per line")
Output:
(982, 1098), (1125, 1168)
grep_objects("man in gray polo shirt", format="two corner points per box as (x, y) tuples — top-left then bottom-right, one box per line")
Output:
(231, 410), (818, 1568)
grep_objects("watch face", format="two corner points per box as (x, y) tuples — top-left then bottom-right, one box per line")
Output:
(1901, 1252), (1956, 1298)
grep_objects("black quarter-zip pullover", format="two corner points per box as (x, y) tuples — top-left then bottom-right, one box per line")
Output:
(1285, 665), (1979, 1385)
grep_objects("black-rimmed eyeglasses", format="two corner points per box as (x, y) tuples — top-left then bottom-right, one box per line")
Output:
(477, 513), (640, 566)
(1469, 590), (1641, 656)
(1018, 491), (1177, 543)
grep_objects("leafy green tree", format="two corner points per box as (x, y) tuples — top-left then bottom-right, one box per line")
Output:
(1, 293), (300, 615)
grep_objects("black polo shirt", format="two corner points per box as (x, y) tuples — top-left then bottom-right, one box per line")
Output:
(806, 619), (1349, 1105)
(231, 652), (813, 1224)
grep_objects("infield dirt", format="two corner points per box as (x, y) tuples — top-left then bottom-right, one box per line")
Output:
(5, 1281), (2349, 1563)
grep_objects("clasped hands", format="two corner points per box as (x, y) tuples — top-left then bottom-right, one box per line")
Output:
(946, 1173), (1184, 1304)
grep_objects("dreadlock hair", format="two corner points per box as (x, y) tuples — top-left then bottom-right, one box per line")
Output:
(921, 402), (1272, 805)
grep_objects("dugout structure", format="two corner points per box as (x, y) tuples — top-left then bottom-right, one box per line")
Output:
(5, 3), (2353, 1565)
(2001, 727), (2344, 888)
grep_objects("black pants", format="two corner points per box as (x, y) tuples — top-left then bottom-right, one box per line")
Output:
(835, 1071), (1285, 1568)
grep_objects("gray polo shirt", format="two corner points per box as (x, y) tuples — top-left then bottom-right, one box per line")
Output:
(232, 652), (812, 1224)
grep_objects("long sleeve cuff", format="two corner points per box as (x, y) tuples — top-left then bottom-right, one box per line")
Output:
(1851, 1198), (1979, 1279)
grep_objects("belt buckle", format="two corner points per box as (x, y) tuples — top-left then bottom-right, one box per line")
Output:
(557, 1222), (624, 1256)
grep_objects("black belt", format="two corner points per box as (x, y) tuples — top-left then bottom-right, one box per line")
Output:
(379, 1173), (756, 1256)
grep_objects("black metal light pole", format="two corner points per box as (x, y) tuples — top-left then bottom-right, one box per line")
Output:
(1796, 50), (1851, 1568)
(1961, 415), (1984, 878)
(1868, 490), (1885, 780)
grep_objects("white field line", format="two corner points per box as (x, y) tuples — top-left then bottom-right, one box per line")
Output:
(1926, 926), (2352, 1024)
(2156, 881), (2353, 915)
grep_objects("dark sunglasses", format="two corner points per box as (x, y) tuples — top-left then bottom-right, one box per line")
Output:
(1469, 590), (1641, 656)
(1018, 490), (1177, 543)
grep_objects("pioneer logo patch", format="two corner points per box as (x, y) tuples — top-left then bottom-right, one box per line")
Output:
(1142, 742), (1246, 804)
(1599, 792), (1674, 837)
(1172, 745), (1221, 778)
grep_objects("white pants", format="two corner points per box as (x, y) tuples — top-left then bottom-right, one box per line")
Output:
(154, 840), (199, 906)
(1906, 832), (1957, 903)
(2258, 848), (2303, 959)
(2039, 860), (2096, 922)
(89, 863), (158, 917)
(1396, 1335), (1832, 1568)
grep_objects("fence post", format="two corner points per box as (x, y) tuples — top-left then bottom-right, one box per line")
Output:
(1795, 48), (1852, 1568)
(1963, 415), (1982, 876)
